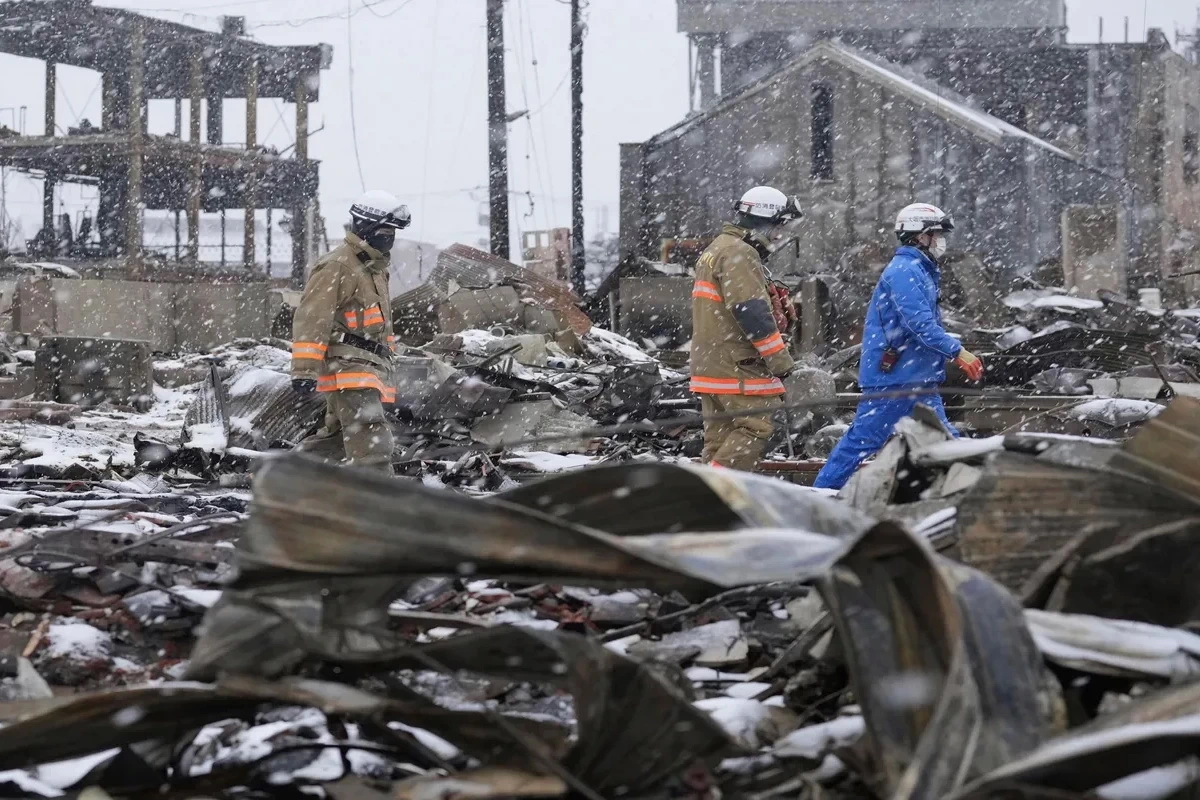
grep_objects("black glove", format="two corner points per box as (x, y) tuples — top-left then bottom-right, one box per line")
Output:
(292, 377), (318, 397)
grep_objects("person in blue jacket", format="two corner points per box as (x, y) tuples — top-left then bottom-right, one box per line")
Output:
(814, 204), (984, 490)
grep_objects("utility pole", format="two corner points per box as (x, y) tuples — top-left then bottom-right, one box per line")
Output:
(570, 0), (585, 295)
(487, 0), (510, 260)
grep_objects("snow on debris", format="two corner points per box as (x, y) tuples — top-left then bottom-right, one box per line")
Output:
(1067, 399), (1164, 427)
(582, 327), (657, 363)
(1029, 295), (1105, 312)
(500, 451), (599, 473)
(43, 619), (112, 660)
(0, 425), (135, 471)
(227, 367), (289, 398)
(773, 715), (866, 760)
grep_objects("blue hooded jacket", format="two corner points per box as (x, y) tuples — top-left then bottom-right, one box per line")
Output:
(859, 246), (962, 389)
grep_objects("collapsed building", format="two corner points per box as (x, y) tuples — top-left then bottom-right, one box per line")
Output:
(0, 0), (330, 282)
(614, 0), (1200, 346)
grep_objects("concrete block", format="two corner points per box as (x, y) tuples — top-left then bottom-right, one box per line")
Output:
(12, 276), (55, 336)
(619, 276), (692, 344)
(438, 287), (523, 333)
(51, 280), (174, 350)
(175, 283), (273, 351)
(1062, 205), (1129, 299)
(35, 336), (153, 408)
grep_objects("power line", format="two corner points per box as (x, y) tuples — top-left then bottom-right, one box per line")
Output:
(249, 0), (414, 30)
(417, 0), (442, 243)
(525, 0), (558, 218)
(513, 0), (550, 231)
(345, 0), (366, 192)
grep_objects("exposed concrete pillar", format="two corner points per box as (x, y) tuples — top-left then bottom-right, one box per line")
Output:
(695, 34), (718, 109)
(618, 142), (649, 264)
(188, 51), (203, 263)
(798, 278), (828, 354)
(43, 61), (57, 255)
(1062, 204), (1128, 299)
(126, 19), (146, 272)
(292, 75), (311, 286)
(44, 61), (55, 137)
(42, 175), (55, 255)
(244, 57), (258, 270)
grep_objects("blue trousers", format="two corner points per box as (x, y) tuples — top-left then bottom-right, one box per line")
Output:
(813, 392), (958, 490)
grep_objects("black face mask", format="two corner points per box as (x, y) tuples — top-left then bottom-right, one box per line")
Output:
(366, 230), (395, 255)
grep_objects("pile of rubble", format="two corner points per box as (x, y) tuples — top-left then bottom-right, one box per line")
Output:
(4, 246), (1200, 797)
(1, 399), (1200, 797)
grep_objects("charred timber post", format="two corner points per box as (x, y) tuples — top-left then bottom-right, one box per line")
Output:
(126, 19), (146, 273)
(188, 50), (203, 263)
(487, 0), (510, 260)
(292, 76), (310, 287)
(43, 60), (55, 254)
(245, 57), (259, 271)
(570, 0), (586, 296)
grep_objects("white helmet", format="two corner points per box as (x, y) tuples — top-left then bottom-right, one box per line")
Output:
(350, 190), (411, 230)
(895, 203), (954, 238)
(734, 186), (803, 223)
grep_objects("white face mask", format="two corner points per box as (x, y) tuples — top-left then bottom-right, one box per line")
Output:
(929, 234), (948, 259)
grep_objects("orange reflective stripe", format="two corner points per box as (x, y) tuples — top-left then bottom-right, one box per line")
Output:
(343, 311), (360, 329)
(292, 342), (327, 361)
(744, 377), (786, 396)
(316, 372), (393, 398)
(692, 281), (722, 302)
(753, 332), (787, 357)
(690, 376), (785, 396)
(690, 377), (742, 395)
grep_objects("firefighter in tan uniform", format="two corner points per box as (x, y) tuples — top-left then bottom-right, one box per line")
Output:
(691, 186), (803, 471)
(291, 191), (410, 472)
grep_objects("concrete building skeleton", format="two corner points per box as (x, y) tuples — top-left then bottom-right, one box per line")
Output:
(0, 0), (331, 284)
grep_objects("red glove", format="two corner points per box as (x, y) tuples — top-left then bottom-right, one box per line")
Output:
(767, 283), (794, 332)
(955, 349), (984, 381)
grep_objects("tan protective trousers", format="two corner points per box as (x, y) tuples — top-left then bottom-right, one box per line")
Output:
(700, 393), (783, 471)
(296, 388), (395, 473)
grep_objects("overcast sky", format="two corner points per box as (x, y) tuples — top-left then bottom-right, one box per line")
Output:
(1, 0), (1198, 260)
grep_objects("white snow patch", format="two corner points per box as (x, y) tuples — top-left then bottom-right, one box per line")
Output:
(0, 425), (135, 470)
(184, 421), (228, 453)
(911, 435), (1004, 464)
(44, 620), (111, 660)
(1029, 295), (1104, 311)
(228, 367), (289, 398)
(582, 327), (657, 363)
(176, 588), (222, 608)
(773, 715), (866, 760)
(501, 451), (598, 473)
(687, 666), (768, 682)
(1067, 399), (1163, 427)
(694, 697), (789, 749)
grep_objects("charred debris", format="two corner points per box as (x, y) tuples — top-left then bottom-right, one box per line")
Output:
(0, 245), (1189, 796)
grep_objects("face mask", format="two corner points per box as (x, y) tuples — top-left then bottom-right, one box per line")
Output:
(366, 230), (395, 255)
(929, 234), (948, 260)
(763, 218), (805, 255)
